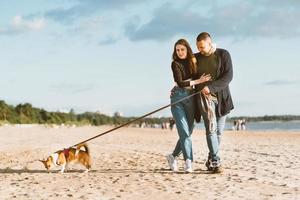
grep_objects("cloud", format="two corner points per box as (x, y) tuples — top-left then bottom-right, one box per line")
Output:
(124, 0), (300, 42)
(99, 36), (119, 45)
(125, 3), (207, 41)
(264, 80), (299, 86)
(51, 83), (96, 94)
(7, 0), (299, 42)
(0, 15), (45, 35)
(13, 15), (45, 30)
(44, 0), (144, 24)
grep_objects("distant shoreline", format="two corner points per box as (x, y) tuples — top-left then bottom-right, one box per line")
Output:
(196, 120), (300, 132)
(227, 115), (300, 122)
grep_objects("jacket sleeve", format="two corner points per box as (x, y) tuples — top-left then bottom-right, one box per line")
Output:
(171, 62), (191, 87)
(207, 50), (233, 93)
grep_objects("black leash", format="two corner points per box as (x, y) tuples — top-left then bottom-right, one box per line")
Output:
(70, 89), (202, 148)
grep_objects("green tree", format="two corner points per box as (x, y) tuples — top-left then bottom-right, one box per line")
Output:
(0, 100), (11, 121)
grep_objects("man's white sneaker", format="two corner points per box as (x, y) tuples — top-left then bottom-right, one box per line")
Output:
(185, 159), (193, 173)
(166, 154), (178, 171)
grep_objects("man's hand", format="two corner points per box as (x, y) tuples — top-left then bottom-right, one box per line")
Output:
(201, 86), (210, 95)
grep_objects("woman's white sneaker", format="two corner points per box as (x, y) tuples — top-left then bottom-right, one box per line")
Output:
(185, 159), (193, 173)
(166, 154), (178, 171)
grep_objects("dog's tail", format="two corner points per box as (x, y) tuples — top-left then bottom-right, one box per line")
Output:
(76, 143), (89, 155)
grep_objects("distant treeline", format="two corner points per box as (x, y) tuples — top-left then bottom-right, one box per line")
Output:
(0, 100), (170, 126)
(1, 100), (299, 126)
(228, 115), (300, 122)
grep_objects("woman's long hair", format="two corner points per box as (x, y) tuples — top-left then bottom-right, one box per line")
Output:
(172, 39), (197, 75)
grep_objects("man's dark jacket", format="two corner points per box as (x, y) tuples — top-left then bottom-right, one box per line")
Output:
(194, 48), (234, 122)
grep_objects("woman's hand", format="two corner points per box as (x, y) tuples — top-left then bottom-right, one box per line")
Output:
(170, 86), (178, 98)
(194, 73), (212, 85)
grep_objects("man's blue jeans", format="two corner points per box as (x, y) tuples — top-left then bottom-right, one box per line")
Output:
(200, 100), (227, 162)
(170, 87), (194, 161)
(216, 114), (227, 146)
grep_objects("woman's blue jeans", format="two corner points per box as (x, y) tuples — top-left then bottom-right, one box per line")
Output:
(170, 87), (195, 161)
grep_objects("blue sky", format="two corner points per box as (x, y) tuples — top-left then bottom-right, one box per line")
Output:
(1, 0), (300, 117)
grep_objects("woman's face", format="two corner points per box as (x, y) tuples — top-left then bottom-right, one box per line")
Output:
(175, 44), (187, 60)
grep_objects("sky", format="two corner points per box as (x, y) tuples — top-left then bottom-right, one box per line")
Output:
(0, 0), (300, 117)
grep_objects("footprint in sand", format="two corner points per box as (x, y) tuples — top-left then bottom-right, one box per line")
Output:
(112, 178), (120, 183)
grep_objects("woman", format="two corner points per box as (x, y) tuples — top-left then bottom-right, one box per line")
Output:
(167, 39), (211, 172)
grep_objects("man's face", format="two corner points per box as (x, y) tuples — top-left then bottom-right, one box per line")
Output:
(196, 38), (212, 55)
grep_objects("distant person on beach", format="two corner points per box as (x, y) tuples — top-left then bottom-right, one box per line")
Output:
(238, 119), (242, 130)
(233, 120), (238, 130)
(166, 39), (212, 172)
(169, 118), (175, 131)
(241, 119), (246, 130)
(194, 32), (234, 173)
(234, 120), (241, 130)
(233, 119), (246, 131)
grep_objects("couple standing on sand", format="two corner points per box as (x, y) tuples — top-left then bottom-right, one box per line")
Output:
(167, 32), (234, 173)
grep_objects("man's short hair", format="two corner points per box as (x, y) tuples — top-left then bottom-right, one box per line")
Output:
(196, 32), (211, 42)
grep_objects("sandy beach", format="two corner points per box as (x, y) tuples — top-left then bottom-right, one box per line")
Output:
(0, 125), (299, 200)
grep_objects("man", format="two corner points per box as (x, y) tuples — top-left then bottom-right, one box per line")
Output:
(194, 32), (234, 173)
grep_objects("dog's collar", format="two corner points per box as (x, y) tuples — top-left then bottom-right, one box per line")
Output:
(63, 149), (70, 158)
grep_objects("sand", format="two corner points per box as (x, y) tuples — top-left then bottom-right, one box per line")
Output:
(0, 124), (299, 200)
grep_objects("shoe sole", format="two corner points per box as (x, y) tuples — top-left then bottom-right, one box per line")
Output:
(185, 169), (193, 173)
(212, 167), (223, 174)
